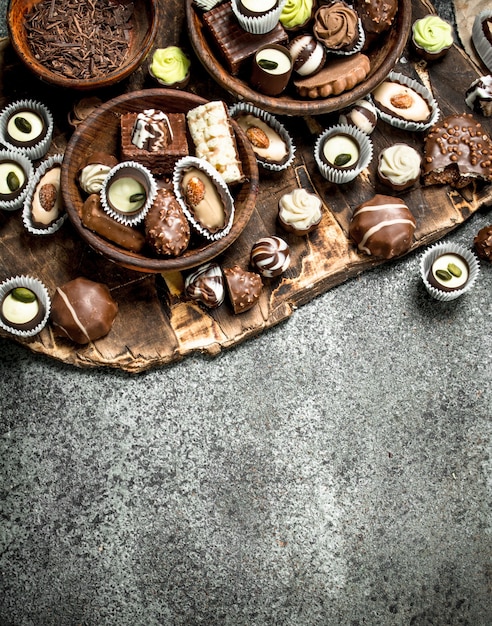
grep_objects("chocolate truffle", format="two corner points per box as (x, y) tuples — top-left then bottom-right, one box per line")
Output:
(223, 265), (263, 314)
(278, 188), (322, 235)
(185, 262), (225, 308)
(50, 277), (118, 344)
(313, 2), (362, 54)
(411, 15), (454, 61)
(30, 163), (63, 229)
(78, 152), (118, 195)
(472, 10), (492, 73)
(427, 253), (470, 292)
(250, 236), (291, 277)
(349, 193), (416, 259)
(4, 107), (47, 149)
(465, 75), (492, 117)
(0, 157), (28, 204)
(422, 113), (492, 188)
(339, 98), (378, 135)
(352, 0), (397, 37)
(288, 34), (326, 77)
(377, 143), (422, 191)
(101, 162), (156, 225)
(144, 188), (190, 257)
(473, 224), (492, 262)
(0, 286), (45, 332)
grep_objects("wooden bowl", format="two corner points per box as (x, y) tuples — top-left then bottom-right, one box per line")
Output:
(62, 89), (259, 273)
(8, 0), (159, 90)
(186, 0), (412, 116)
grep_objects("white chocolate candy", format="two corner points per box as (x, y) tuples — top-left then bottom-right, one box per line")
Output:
(7, 110), (44, 144)
(0, 161), (25, 196)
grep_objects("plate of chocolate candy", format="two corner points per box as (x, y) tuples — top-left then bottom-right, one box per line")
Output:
(186, 0), (412, 116)
(62, 89), (259, 273)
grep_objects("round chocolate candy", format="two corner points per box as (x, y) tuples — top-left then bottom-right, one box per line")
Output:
(0, 286), (45, 332)
(339, 98), (378, 135)
(427, 253), (469, 292)
(5, 108), (47, 149)
(250, 44), (293, 96)
(250, 236), (291, 277)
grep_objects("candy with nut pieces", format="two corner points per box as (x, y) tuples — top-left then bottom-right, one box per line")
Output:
(223, 265), (262, 314)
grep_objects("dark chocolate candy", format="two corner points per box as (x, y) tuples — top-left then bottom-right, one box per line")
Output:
(144, 188), (190, 257)
(223, 265), (262, 314)
(473, 224), (492, 262)
(0, 287), (45, 331)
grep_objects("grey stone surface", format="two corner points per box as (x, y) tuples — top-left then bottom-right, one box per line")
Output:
(1, 208), (491, 626)
(1, 0), (491, 624)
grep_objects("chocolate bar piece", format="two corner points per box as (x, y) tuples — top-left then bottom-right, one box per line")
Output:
(202, 1), (288, 76)
(120, 110), (189, 177)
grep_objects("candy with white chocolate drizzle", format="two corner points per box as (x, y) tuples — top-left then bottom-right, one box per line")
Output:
(131, 109), (173, 152)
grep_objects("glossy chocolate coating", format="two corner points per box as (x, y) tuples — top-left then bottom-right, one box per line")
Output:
(185, 262), (225, 308)
(51, 277), (118, 344)
(473, 224), (492, 262)
(80, 194), (146, 253)
(224, 265), (263, 314)
(250, 44), (293, 96)
(422, 113), (492, 188)
(349, 193), (416, 259)
(352, 0), (397, 35)
(144, 188), (190, 256)
(250, 235), (291, 277)
(465, 75), (492, 118)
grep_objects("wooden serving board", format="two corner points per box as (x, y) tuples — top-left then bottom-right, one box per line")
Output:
(0, 0), (491, 372)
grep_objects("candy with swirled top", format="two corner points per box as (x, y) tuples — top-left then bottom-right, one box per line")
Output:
(250, 236), (291, 277)
(185, 263), (225, 308)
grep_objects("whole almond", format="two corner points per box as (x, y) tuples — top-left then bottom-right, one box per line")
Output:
(38, 183), (58, 211)
(246, 126), (270, 149)
(185, 176), (205, 207)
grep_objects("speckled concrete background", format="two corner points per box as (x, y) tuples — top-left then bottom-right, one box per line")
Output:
(1, 1), (491, 625)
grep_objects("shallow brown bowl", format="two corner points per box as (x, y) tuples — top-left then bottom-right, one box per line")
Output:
(8, 0), (159, 90)
(62, 89), (259, 273)
(186, 0), (412, 116)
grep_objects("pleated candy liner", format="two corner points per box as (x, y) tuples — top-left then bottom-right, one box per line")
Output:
(22, 154), (67, 235)
(371, 72), (440, 132)
(314, 123), (373, 184)
(173, 156), (235, 242)
(472, 10), (492, 73)
(231, 0), (288, 34)
(193, 0), (224, 10)
(330, 18), (366, 56)
(0, 275), (51, 337)
(229, 102), (295, 171)
(0, 149), (34, 212)
(0, 99), (53, 160)
(420, 241), (480, 302)
(100, 161), (157, 226)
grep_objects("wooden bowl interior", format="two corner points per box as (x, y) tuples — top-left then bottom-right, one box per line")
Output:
(186, 0), (412, 116)
(8, 0), (158, 89)
(62, 89), (259, 273)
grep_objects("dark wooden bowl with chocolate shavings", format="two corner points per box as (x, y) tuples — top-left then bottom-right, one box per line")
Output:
(8, 0), (159, 90)
(186, 0), (412, 117)
(61, 89), (259, 274)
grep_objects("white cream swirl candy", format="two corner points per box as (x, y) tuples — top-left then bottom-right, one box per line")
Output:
(79, 163), (113, 194)
(250, 236), (290, 278)
(278, 188), (322, 235)
(378, 143), (421, 188)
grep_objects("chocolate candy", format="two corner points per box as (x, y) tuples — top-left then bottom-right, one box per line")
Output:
(422, 113), (492, 188)
(80, 194), (146, 253)
(288, 34), (326, 77)
(427, 253), (470, 292)
(250, 44), (293, 96)
(473, 224), (492, 262)
(144, 188), (190, 257)
(250, 236), (290, 277)
(5, 108), (47, 149)
(349, 193), (416, 259)
(185, 263), (225, 308)
(30, 164), (63, 229)
(465, 75), (492, 117)
(339, 98), (378, 134)
(224, 265), (262, 314)
(50, 277), (118, 344)
(1, 286), (45, 332)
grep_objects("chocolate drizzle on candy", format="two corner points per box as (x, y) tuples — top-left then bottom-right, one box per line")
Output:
(422, 113), (492, 188)
(131, 109), (173, 152)
(349, 193), (416, 259)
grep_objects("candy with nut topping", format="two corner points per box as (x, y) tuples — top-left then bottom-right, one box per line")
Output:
(144, 188), (190, 257)
(422, 113), (492, 188)
(223, 265), (263, 314)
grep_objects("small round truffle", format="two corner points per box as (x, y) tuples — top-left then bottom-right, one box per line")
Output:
(223, 265), (263, 314)
(278, 188), (322, 235)
(339, 99), (378, 135)
(313, 2), (361, 53)
(411, 15), (454, 61)
(473, 224), (492, 262)
(465, 75), (492, 117)
(288, 34), (326, 77)
(144, 188), (190, 257)
(50, 277), (118, 344)
(349, 193), (417, 259)
(250, 236), (291, 277)
(377, 143), (422, 191)
(185, 262), (225, 308)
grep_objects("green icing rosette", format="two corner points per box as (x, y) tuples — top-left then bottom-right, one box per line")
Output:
(150, 46), (191, 87)
(280, 0), (313, 30)
(412, 15), (453, 55)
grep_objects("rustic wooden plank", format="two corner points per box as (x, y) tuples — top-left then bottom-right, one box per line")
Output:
(0, 0), (490, 371)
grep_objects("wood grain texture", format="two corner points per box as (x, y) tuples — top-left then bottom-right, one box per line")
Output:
(0, 0), (491, 372)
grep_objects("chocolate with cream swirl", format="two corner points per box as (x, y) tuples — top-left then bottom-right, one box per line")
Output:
(250, 236), (291, 277)
(185, 263), (225, 308)
(313, 2), (359, 51)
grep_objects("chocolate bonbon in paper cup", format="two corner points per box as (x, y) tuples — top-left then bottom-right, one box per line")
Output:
(420, 241), (480, 301)
(0, 275), (51, 337)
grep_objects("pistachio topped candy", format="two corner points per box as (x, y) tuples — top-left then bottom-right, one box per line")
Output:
(1, 286), (44, 331)
(428, 253), (469, 292)
(101, 161), (157, 225)
(0, 100), (53, 159)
